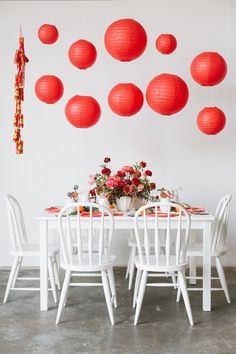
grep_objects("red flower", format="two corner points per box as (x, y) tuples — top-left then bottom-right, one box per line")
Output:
(101, 167), (111, 175)
(117, 170), (126, 177)
(89, 188), (96, 196)
(139, 161), (147, 168)
(104, 157), (111, 163)
(132, 177), (140, 186)
(118, 180), (126, 188)
(150, 182), (156, 190)
(145, 170), (152, 176)
(122, 166), (134, 174)
(134, 169), (141, 178)
(123, 185), (131, 195)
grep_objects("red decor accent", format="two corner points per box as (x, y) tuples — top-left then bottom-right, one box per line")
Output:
(65, 95), (101, 128)
(155, 34), (177, 55)
(146, 73), (189, 115)
(104, 18), (147, 61)
(197, 107), (226, 135)
(68, 39), (97, 69)
(38, 24), (59, 45)
(190, 52), (227, 86)
(35, 75), (64, 104)
(108, 83), (144, 116)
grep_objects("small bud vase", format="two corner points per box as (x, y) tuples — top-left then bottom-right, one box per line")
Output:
(159, 198), (171, 212)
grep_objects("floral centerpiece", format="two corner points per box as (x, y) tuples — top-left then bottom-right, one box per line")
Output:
(89, 157), (156, 211)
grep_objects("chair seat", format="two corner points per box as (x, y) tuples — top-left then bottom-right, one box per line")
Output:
(134, 255), (188, 272)
(187, 243), (227, 257)
(10, 243), (59, 257)
(61, 254), (116, 272)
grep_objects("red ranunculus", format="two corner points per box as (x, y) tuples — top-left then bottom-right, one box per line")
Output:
(117, 170), (126, 177)
(145, 170), (152, 176)
(104, 157), (111, 163)
(132, 177), (140, 186)
(134, 169), (141, 178)
(122, 166), (134, 174)
(118, 180), (126, 188)
(139, 161), (147, 168)
(150, 182), (156, 190)
(101, 167), (111, 175)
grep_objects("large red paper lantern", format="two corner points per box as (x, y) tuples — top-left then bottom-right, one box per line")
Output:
(35, 75), (64, 104)
(65, 95), (101, 128)
(68, 39), (97, 69)
(197, 107), (226, 135)
(146, 73), (189, 115)
(155, 34), (177, 55)
(108, 83), (144, 116)
(104, 18), (147, 61)
(190, 52), (227, 86)
(38, 24), (59, 45)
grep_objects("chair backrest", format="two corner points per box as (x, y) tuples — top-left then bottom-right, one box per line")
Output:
(57, 202), (114, 267)
(5, 194), (28, 252)
(134, 202), (191, 267)
(211, 195), (232, 252)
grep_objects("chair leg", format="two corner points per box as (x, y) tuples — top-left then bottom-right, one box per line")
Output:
(176, 275), (182, 303)
(3, 257), (19, 303)
(133, 268), (142, 308)
(134, 270), (147, 326)
(128, 246), (136, 290)
(107, 268), (117, 308)
(215, 256), (230, 303)
(56, 270), (71, 325)
(48, 257), (57, 304)
(178, 270), (194, 325)
(12, 256), (23, 288)
(101, 270), (114, 325)
(125, 248), (132, 279)
(170, 272), (177, 289)
(189, 256), (197, 285)
(52, 256), (61, 290)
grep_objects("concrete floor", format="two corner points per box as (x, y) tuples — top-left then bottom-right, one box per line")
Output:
(0, 268), (236, 354)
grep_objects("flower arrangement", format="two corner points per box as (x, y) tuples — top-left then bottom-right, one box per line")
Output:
(67, 184), (79, 202)
(89, 157), (156, 204)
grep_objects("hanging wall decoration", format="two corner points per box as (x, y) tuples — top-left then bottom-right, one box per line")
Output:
(35, 75), (64, 104)
(68, 39), (97, 69)
(190, 52), (227, 86)
(38, 24), (59, 44)
(197, 107), (226, 135)
(155, 34), (177, 55)
(13, 28), (29, 154)
(65, 95), (101, 128)
(146, 73), (189, 115)
(108, 83), (144, 116)
(104, 18), (147, 61)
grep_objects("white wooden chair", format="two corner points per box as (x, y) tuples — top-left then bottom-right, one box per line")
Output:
(184, 195), (232, 303)
(55, 202), (117, 325)
(3, 194), (60, 304)
(133, 202), (193, 325)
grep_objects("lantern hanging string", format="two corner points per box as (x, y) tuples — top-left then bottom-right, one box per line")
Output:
(13, 26), (29, 154)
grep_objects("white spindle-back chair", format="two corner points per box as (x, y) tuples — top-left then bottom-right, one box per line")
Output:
(55, 202), (117, 325)
(133, 202), (193, 325)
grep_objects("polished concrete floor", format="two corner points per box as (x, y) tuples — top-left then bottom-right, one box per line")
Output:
(0, 267), (236, 354)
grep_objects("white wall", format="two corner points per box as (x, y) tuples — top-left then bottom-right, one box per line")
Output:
(0, 0), (236, 266)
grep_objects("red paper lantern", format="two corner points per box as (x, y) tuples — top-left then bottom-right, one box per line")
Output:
(108, 83), (144, 116)
(104, 18), (147, 61)
(68, 39), (97, 69)
(197, 107), (226, 135)
(190, 52), (227, 86)
(38, 24), (59, 45)
(146, 73), (189, 115)
(65, 95), (101, 128)
(35, 75), (64, 104)
(155, 34), (177, 55)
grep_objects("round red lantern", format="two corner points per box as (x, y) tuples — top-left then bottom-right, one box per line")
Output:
(35, 75), (64, 104)
(155, 34), (177, 55)
(38, 24), (59, 45)
(108, 83), (144, 116)
(146, 73), (189, 115)
(104, 18), (147, 61)
(190, 52), (227, 86)
(68, 39), (97, 69)
(65, 95), (101, 128)
(197, 107), (226, 135)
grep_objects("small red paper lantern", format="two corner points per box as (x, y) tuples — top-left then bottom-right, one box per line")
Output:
(146, 73), (189, 115)
(104, 18), (147, 61)
(108, 83), (144, 116)
(190, 52), (227, 86)
(68, 39), (97, 69)
(155, 34), (177, 55)
(65, 95), (101, 128)
(38, 24), (59, 45)
(197, 107), (226, 135)
(35, 75), (64, 104)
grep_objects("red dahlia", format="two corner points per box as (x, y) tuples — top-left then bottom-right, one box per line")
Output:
(101, 167), (111, 175)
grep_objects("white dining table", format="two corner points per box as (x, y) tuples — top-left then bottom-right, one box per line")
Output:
(36, 213), (215, 312)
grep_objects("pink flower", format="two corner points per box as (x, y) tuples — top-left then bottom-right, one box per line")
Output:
(88, 174), (96, 185)
(101, 167), (111, 175)
(138, 184), (144, 192)
(106, 177), (119, 188)
(139, 161), (147, 168)
(134, 169), (141, 178)
(145, 170), (152, 177)
(122, 166), (134, 174)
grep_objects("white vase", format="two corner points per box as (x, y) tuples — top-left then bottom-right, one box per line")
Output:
(159, 198), (171, 212)
(116, 196), (132, 212)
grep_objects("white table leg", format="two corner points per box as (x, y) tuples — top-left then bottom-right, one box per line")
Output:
(202, 221), (212, 311)
(40, 220), (48, 311)
(189, 231), (197, 285)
